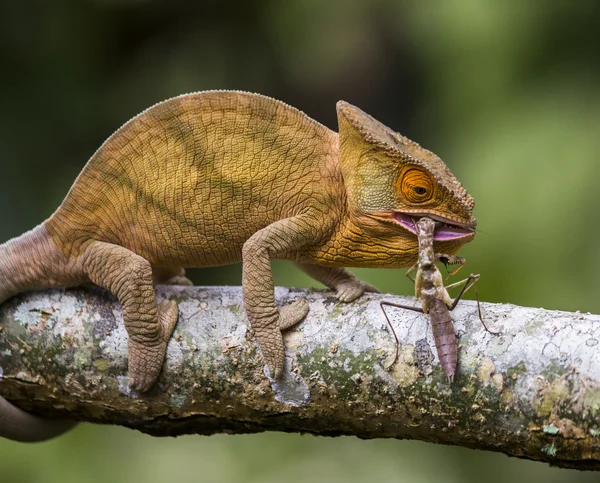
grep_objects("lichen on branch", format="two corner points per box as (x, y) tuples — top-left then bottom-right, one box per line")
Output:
(0, 286), (599, 470)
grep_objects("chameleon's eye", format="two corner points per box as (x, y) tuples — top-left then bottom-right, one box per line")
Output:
(400, 168), (434, 203)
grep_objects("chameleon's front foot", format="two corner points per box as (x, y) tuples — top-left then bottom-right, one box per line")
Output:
(153, 267), (194, 286)
(256, 298), (309, 379)
(128, 300), (179, 392)
(294, 264), (379, 303)
(335, 280), (380, 303)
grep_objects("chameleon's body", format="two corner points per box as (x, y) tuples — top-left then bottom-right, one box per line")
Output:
(0, 91), (475, 440)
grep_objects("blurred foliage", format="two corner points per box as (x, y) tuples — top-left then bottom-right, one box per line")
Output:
(1, 1), (600, 482)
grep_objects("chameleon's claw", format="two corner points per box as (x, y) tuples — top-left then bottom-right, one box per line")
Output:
(362, 282), (381, 294)
(279, 298), (309, 330)
(336, 281), (379, 303)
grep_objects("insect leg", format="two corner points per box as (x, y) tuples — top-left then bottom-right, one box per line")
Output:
(380, 301), (424, 370)
(405, 263), (418, 283)
(446, 274), (499, 335)
(445, 274), (478, 298)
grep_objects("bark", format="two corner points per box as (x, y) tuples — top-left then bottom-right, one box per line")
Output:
(0, 286), (599, 470)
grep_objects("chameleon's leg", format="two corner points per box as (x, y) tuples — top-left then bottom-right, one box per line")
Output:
(82, 241), (178, 391)
(152, 266), (194, 286)
(295, 263), (379, 303)
(242, 214), (327, 378)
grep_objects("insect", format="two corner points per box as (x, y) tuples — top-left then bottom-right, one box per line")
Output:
(381, 217), (490, 382)
(435, 253), (466, 279)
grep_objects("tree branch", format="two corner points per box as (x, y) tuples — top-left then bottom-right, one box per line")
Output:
(0, 286), (599, 470)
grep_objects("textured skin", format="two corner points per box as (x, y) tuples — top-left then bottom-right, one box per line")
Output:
(82, 241), (179, 391)
(0, 91), (475, 439)
(414, 217), (457, 381)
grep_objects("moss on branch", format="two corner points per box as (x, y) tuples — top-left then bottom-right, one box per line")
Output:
(1, 286), (599, 470)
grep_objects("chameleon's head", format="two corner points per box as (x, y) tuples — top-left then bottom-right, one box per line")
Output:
(336, 101), (476, 255)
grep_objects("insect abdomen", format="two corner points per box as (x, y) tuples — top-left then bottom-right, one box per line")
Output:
(429, 298), (457, 382)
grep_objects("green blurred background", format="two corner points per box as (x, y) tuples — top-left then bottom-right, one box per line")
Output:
(1, 1), (600, 482)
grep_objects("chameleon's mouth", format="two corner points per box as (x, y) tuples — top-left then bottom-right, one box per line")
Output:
(393, 212), (475, 241)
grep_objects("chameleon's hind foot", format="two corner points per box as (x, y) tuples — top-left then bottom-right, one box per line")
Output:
(128, 300), (179, 392)
(254, 298), (309, 379)
(279, 297), (309, 330)
(255, 325), (286, 379)
(158, 299), (179, 338)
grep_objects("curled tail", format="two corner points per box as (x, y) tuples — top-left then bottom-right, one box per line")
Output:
(0, 397), (76, 442)
(0, 223), (83, 304)
(0, 223), (82, 441)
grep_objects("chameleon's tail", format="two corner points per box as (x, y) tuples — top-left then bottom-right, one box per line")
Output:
(0, 396), (76, 442)
(0, 224), (79, 304)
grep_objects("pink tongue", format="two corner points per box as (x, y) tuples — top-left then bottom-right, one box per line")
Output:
(392, 213), (417, 233)
(393, 212), (471, 240)
(433, 226), (471, 241)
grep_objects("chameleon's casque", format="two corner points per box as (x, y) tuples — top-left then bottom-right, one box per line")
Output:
(0, 91), (475, 440)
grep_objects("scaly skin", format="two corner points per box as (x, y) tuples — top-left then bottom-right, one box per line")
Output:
(0, 91), (475, 440)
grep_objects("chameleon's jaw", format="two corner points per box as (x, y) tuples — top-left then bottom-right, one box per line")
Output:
(392, 212), (475, 241)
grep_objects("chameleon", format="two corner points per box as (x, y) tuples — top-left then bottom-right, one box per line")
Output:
(0, 90), (475, 440)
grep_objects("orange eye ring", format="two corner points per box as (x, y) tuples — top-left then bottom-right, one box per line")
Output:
(400, 168), (434, 203)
